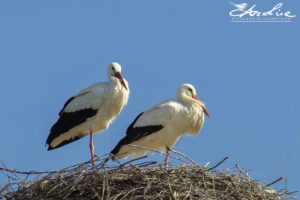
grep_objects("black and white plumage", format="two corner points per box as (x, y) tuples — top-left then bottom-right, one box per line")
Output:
(110, 83), (210, 168)
(46, 62), (129, 170)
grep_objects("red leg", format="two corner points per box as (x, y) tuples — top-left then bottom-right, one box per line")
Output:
(89, 132), (95, 172)
(165, 146), (170, 170)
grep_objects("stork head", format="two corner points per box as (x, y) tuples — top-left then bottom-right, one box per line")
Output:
(108, 62), (128, 90)
(177, 84), (210, 118)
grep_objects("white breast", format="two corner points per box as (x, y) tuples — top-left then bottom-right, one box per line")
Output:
(93, 82), (129, 133)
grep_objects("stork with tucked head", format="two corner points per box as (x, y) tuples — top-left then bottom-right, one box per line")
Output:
(46, 62), (129, 171)
(110, 83), (210, 168)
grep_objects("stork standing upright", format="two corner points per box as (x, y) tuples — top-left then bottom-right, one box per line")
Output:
(46, 62), (129, 171)
(110, 83), (210, 169)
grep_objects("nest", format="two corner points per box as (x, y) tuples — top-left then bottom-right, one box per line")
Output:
(0, 150), (298, 200)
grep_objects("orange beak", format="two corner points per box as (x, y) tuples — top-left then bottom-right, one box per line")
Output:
(115, 72), (128, 90)
(192, 95), (211, 118)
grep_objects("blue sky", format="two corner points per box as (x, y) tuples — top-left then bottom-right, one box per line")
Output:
(0, 0), (299, 193)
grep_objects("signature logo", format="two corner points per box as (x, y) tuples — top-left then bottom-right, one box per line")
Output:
(229, 2), (296, 22)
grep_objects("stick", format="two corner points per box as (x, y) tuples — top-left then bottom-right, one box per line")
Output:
(264, 177), (283, 188)
(207, 156), (229, 171)
(126, 144), (195, 167)
(235, 164), (251, 180)
(169, 148), (200, 167)
(119, 156), (148, 168)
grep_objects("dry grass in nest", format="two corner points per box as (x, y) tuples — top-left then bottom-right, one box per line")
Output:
(0, 149), (298, 200)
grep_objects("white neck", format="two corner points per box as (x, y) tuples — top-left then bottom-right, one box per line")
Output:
(177, 93), (198, 106)
(108, 75), (119, 85)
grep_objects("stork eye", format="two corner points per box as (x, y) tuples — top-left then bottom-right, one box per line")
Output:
(188, 88), (193, 93)
(112, 67), (116, 71)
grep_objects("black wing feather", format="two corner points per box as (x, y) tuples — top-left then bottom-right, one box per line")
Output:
(47, 134), (83, 150)
(111, 112), (163, 155)
(46, 108), (98, 150)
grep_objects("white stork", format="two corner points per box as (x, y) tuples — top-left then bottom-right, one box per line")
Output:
(46, 62), (129, 171)
(110, 83), (210, 168)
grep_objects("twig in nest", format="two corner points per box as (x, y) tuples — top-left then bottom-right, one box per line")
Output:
(118, 156), (148, 168)
(264, 177), (283, 188)
(281, 190), (298, 196)
(126, 144), (196, 167)
(235, 164), (251, 180)
(203, 162), (211, 168)
(169, 148), (200, 167)
(207, 156), (229, 171)
(121, 187), (144, 199)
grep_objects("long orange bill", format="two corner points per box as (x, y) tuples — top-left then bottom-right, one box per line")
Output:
(201, 105), (211, 118)
(192, 95), (211, 118)
(115, 72), (128, 90)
